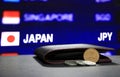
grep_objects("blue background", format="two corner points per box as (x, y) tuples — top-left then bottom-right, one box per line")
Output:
(0, 0), (120, 55)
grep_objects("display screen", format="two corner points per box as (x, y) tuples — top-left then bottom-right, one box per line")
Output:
(0, 0), (120, 55)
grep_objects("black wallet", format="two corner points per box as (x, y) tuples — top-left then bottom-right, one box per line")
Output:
(34, 44), (114, 64)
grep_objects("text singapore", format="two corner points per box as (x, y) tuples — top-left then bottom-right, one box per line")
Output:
(24, 13), (73, 22)
(23, 33), (53, 44)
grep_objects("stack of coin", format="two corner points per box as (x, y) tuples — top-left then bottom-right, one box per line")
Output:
(64, 60), (96, 66)
(76, 60), (96, 66)
(64, 48), (99, 66)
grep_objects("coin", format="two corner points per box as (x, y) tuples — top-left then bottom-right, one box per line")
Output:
(64, 60), (77, 66)
(76, 60), (86, 65)
(83, 48), (100, 63)
(76, 60), (96, 66)
(83, 61), (96, 66)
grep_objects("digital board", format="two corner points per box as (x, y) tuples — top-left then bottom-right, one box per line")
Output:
(0, 0), (120, 55)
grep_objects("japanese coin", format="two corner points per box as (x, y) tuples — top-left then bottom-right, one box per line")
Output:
(64, 60), (77, 66)
(83, 61), (96, 66)
(83, 48), (100, 63)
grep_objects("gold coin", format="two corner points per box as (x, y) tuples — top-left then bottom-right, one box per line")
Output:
(83, 48), (100, 63)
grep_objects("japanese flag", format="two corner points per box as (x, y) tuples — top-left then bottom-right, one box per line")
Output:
(2, 11), (20, 24)
(1, 32), (20, 46)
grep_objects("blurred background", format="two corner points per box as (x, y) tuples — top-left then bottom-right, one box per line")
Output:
(0, 0), (120, 56)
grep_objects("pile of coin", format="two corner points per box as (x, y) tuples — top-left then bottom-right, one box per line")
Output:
(83, 48), (100, 63)
(64, 48), (99, 66)
(64, 60), (96, 66)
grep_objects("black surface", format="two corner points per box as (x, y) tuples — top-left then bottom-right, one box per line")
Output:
(0, 55), (120, 77)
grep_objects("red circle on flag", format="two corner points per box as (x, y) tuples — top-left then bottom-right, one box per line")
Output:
(7, 35), (15, 42)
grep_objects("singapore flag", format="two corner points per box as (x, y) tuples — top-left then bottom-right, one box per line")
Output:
(2, 11), (20, 24)
(1, 32), (20, 46)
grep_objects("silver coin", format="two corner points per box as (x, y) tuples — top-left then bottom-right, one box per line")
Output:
(83, 61), (96, 66)
(75, 60), (86, 65)
(64, 60), (77, 66)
